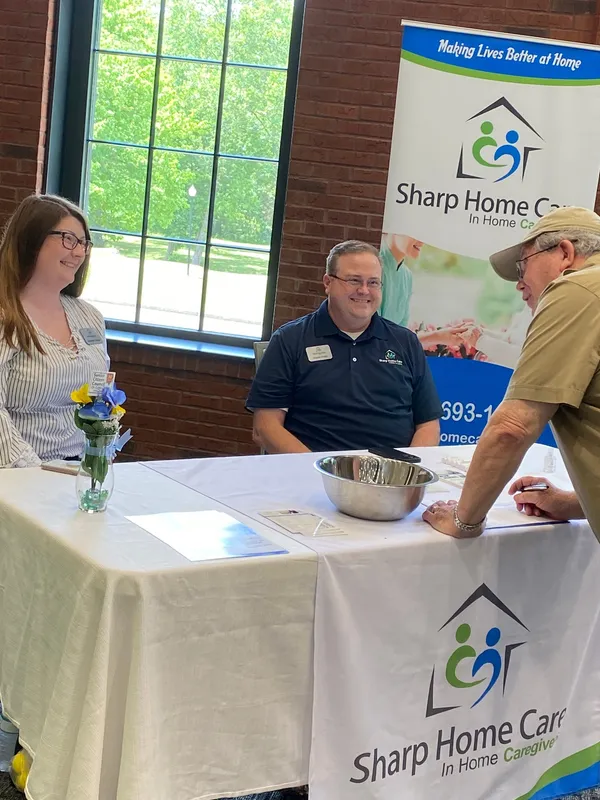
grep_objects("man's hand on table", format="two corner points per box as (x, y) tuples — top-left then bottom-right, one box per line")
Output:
(422, 500), (484, 539)
(424, 476), (585, 535)
(509, 476), (584, 521)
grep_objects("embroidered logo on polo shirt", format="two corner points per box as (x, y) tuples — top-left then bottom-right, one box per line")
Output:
(379, 349), (403, 366)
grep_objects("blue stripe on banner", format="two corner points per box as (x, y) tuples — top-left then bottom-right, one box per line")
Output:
(402, 25), (600, 81)
(528, 762), (600, 800)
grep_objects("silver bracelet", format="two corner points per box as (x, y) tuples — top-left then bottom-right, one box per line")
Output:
(453, 505), (486, 533)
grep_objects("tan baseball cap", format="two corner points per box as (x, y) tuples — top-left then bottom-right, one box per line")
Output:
(489, 206), (600, 281)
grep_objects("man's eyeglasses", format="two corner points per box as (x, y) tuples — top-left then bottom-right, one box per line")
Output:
(330, 275), (383, 290)
(515, 240), (576, 280)
(49, 230), (93, 256)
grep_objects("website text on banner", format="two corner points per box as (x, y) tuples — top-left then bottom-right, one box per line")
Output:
(380, 22), (600, 446)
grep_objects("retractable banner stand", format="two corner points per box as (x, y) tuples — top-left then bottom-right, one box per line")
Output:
(379, 22), (600, 446)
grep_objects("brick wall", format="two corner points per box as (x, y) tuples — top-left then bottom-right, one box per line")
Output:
(0, 0), (54, 212)
(0, 0), (599, 459)
(108, 343), (257, 460)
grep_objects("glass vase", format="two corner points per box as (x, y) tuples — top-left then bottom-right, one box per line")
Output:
(76, 433), (117, 513)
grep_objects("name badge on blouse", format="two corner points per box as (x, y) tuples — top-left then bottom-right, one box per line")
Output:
(80, 327), (104, 345)
(306, 344), (332, 362)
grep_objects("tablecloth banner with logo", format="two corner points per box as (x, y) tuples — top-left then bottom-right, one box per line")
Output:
(309, 518), (600, 800)
(380, 21), (600, 447)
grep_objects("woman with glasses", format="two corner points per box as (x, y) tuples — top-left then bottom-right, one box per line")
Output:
(0, 193), (108, 467)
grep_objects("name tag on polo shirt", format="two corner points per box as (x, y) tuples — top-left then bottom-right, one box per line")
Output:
(306, 344), (333, 362)
(80, 327), (104, 345)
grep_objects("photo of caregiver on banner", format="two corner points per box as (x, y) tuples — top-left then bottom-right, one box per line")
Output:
(380, 21), (600, 446)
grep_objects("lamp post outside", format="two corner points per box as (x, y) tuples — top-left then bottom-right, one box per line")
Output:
(187, 184), (197, 276)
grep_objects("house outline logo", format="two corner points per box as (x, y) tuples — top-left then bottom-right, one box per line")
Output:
(456, 97), (543, 183)
(425, 583), (528, 718)
(380, 349), (404, 366)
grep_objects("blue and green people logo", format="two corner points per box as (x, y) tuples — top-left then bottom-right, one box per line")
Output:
(426, 584), (528, 718)
(446, 623), (502, 707)
(472, 122), (521, 182)
(456, 97), (543, 183)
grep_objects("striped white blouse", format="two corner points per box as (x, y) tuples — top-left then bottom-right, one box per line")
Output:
(0, 296), (109, 467)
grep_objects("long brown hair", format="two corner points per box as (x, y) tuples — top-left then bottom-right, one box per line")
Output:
(0, 194), (92, 354)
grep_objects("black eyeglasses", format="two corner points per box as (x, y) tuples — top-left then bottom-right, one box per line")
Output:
(515, 239), (576, 280)
(49, 230), (93, 256)
(330, 275), (383, 290)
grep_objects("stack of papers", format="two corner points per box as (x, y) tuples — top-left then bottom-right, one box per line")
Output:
(259, 509), (345, 537)
(127, 510), (289, 561)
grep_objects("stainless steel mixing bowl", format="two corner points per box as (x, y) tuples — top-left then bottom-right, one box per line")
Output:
(314, 454), (438, 522)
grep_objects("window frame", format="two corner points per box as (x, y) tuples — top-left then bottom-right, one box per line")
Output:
(46, 0), (305, 349)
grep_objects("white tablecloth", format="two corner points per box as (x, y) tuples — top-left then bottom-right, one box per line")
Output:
(147, 445), (600, 800)
(0, 464), (317, 800)
(0, 445), (591, 800)
(146, 444), (575, 555)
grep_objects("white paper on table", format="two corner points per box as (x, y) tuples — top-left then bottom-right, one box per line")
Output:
(440, 455), (472, 473)
(435, 469), (466, 488)
(259, 509), (346, 537)
(126, 510), (288, 561)
(485, 505), (570, 530)
(422, 489), (460, 506)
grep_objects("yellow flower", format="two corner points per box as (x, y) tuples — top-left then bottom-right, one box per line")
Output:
(71, 384), (92, 405)
(111, 405), (126, 417)
(10, 748), (31, 791)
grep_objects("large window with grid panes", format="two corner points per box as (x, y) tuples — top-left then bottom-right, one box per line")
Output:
(77, 0), (300, 343)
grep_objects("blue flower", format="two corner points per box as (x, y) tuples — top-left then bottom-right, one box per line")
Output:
(77, 399), (112, 420)
(101, 385), (127, 409)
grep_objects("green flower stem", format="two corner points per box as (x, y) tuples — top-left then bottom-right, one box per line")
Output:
(74, 408), (121, 492)
(82, 434), (116, 487)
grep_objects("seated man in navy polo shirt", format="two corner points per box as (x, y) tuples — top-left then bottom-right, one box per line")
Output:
(247, 240), (442, 453)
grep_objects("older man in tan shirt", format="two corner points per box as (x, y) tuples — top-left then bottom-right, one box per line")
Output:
(423, 206), (600, 541)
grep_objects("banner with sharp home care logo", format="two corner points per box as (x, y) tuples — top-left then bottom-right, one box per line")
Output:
(379, 22), (600, 446)
(308, 520), (600, 800)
